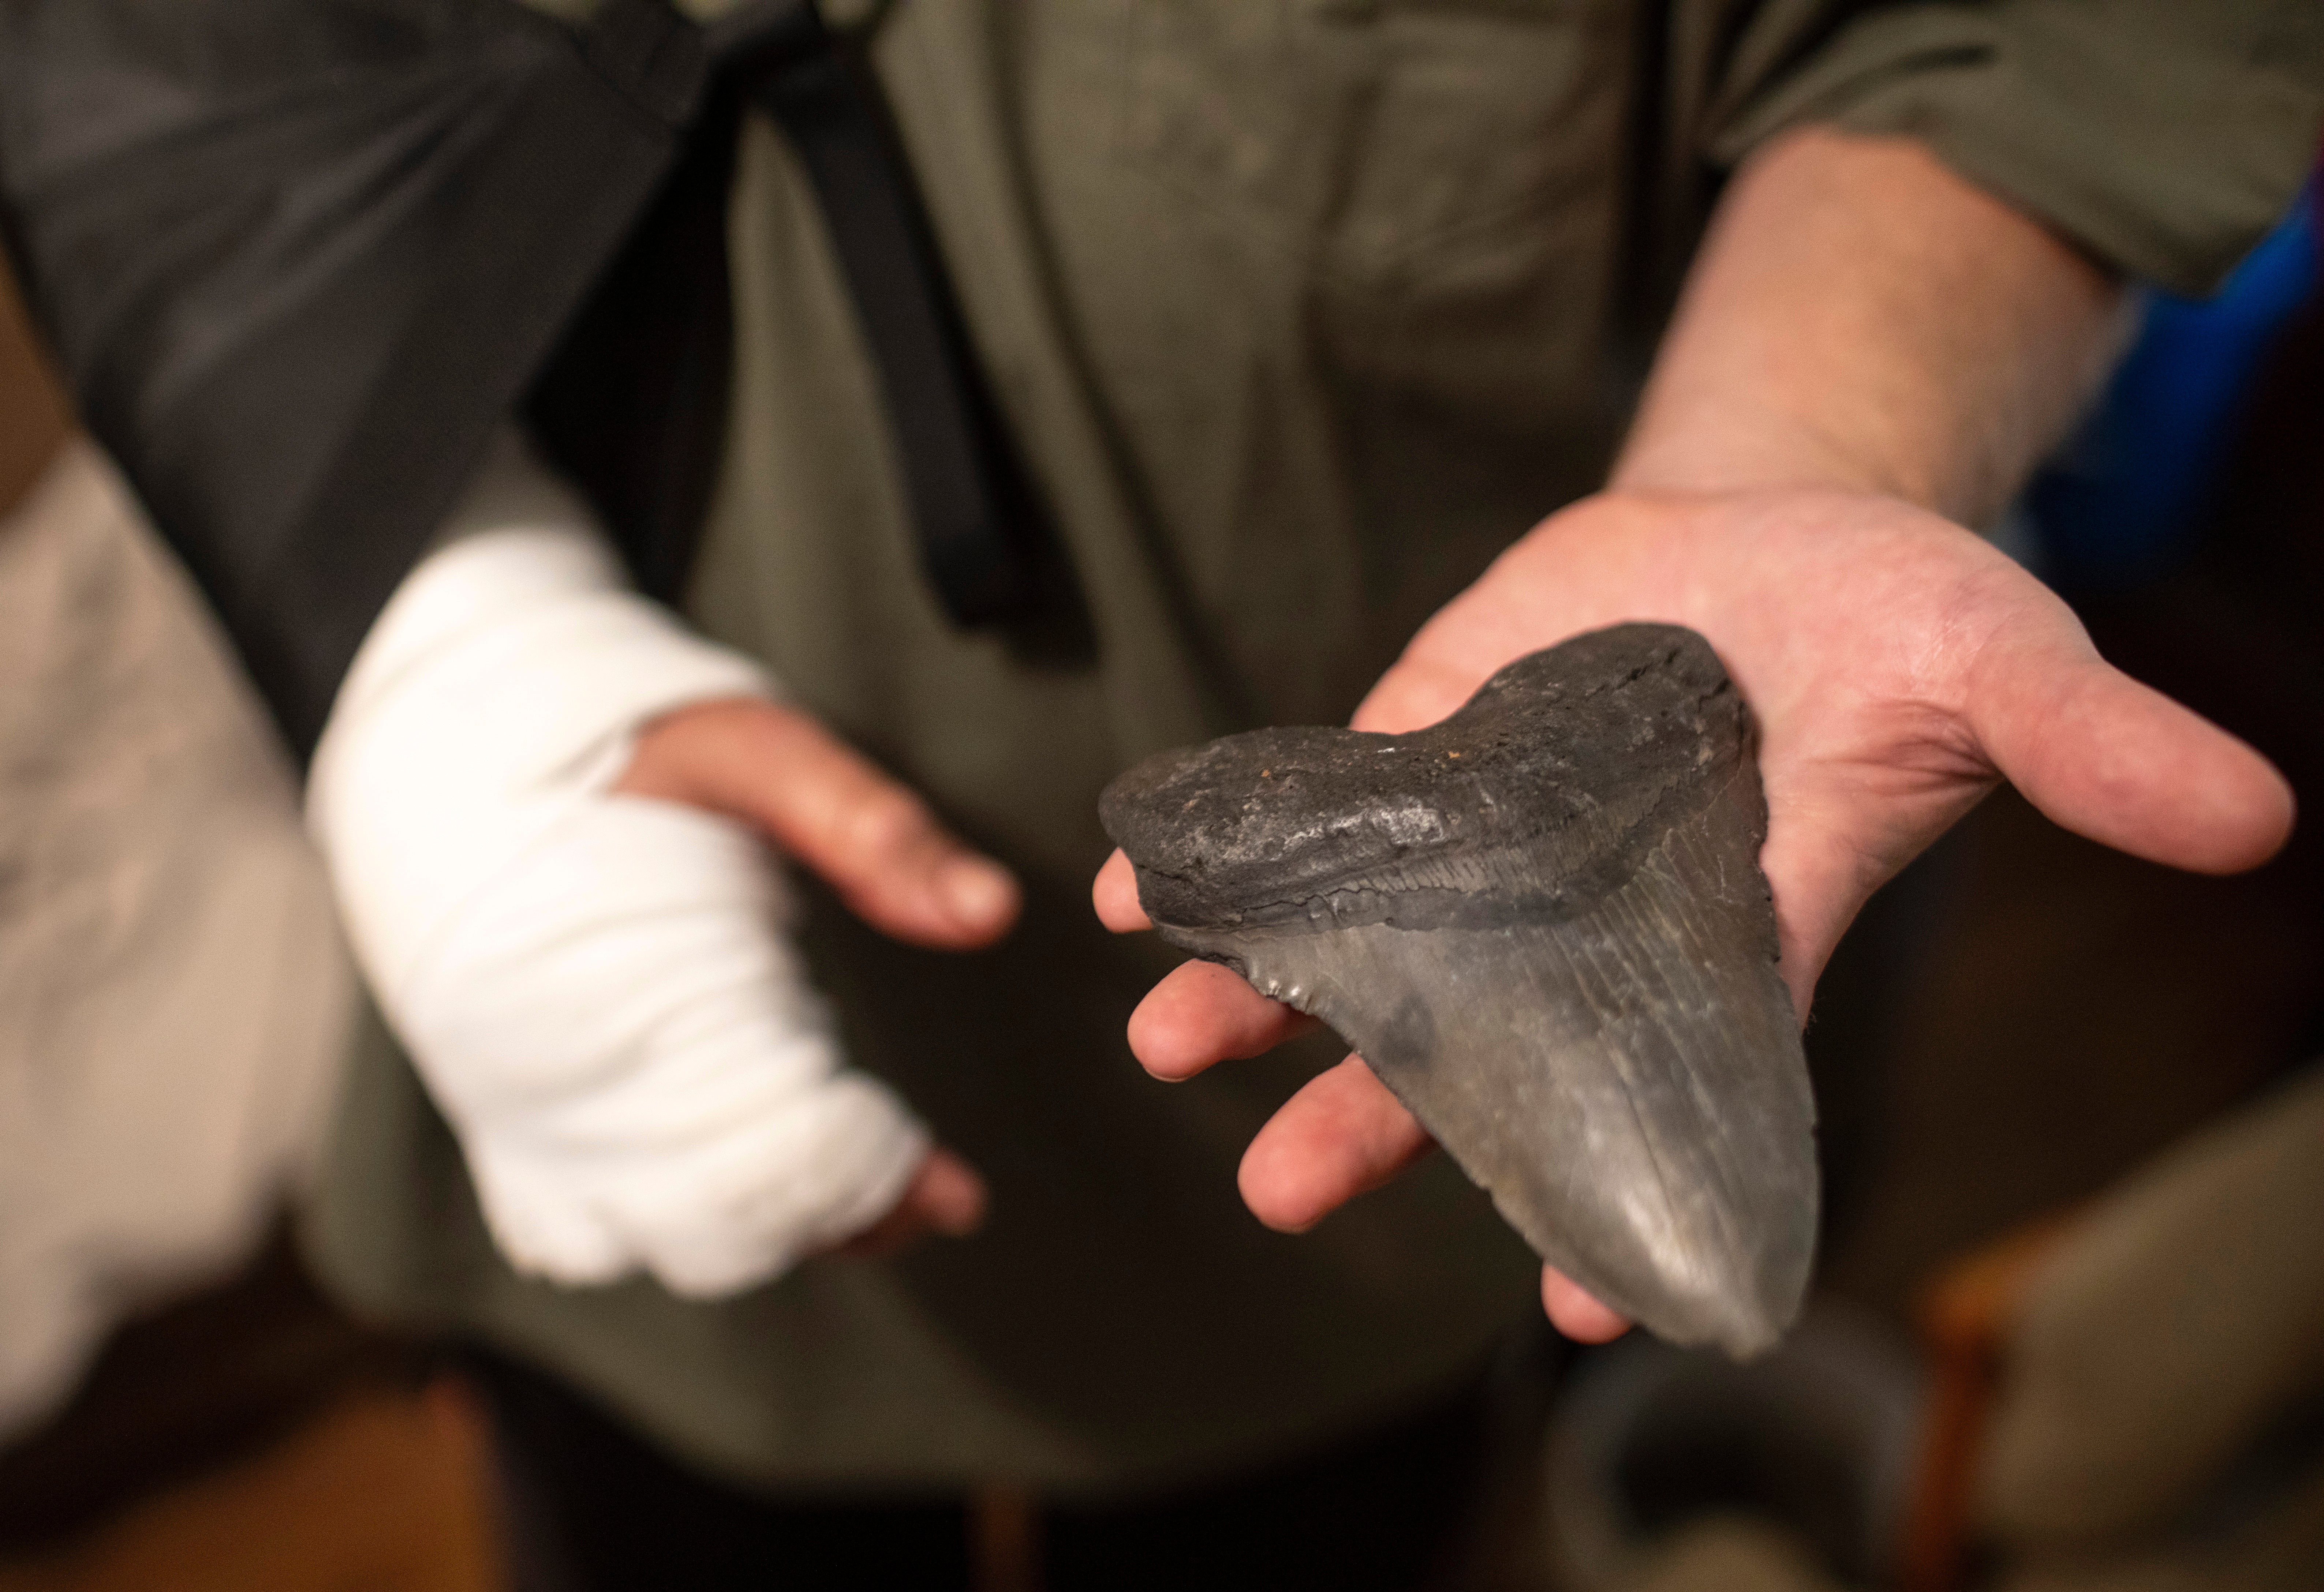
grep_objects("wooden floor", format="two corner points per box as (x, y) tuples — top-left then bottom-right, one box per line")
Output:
(0, 1383), (502, 1592)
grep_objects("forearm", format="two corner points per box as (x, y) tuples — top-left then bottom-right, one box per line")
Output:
(1614, 126), (2130, 528)
(1114, 124), (2296, 1346)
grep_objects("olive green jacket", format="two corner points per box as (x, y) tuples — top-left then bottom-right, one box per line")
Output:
(310, 0), (2323, 1496)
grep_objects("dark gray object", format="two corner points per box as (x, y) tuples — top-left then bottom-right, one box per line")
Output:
(1100, 623), (1816, 1357)
(0, 0), (1055, 758)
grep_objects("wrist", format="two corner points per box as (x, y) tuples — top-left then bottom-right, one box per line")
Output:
(1610, 127), (2124, 530)
(1607, 412), (1938, 512)
(310, 435), (771, 999)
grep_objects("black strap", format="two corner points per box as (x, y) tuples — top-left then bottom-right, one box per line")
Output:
(716, 6), (1047, 627)
(0, 0), (1060, 760)
(0, 0), (718, 756)
(528, 12), (744, 609)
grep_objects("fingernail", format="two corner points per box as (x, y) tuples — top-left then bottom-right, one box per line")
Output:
(942, 858), (1015, 930)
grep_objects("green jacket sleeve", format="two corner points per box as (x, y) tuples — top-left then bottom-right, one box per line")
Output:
(1707, 0), (2324, 295)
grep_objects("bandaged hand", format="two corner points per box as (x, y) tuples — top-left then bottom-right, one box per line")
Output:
(309, 432), (1010, 1297)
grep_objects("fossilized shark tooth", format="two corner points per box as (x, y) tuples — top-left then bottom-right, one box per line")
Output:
(1100, 623), (1815, 1357)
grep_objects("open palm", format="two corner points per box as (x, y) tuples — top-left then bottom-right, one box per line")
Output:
(1097, 485), (2293, 1338)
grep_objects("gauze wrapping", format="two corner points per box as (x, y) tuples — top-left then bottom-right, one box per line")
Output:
(308, 431), (927, 1297)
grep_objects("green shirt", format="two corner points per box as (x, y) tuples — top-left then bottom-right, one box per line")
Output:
(308, 0), (2324, 1496)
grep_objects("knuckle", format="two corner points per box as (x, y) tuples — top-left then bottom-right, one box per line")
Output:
(838, 787), (930, 861)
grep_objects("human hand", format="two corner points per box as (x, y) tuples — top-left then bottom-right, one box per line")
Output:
(311, 431), (1012, 1296)
(832, 1147), (990, 1257)
(618, 695), (1012, 1257)
(617, 696), (1017, 952)
(1097, 485), (2293, 1337)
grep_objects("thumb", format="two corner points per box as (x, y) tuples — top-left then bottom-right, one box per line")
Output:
(618, 698), (1021, 948)
(1970, 611), (2293, 876)
(1349, 651), (1479, 737)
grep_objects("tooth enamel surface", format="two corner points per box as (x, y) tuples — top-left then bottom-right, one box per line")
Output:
(1101, 624), (1817, 1359)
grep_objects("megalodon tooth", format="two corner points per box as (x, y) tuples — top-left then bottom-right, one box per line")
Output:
(1099, 623), (1816, 1358)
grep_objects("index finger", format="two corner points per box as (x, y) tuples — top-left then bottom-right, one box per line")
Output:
(621, 699), (1019, 949)
(1129, 959), (1317, 1080)
(1093, 848), (1150, 931)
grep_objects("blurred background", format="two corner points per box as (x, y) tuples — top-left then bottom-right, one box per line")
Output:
(0, 157), (2319, 1592)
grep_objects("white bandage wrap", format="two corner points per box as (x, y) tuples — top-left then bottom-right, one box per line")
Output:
(308, 432), (928, 1297)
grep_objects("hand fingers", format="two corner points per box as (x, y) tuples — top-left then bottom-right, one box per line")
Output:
(728, 713), (1019, 945)
(911, 1147), (989, 1236)
(621, 700), (1020, 949)
(1542, 1268), (1632, 1344)
(1238, 1056), (1435, 1232)
(837, 1147), (987, 1257)
(1970, 612), (2294, 875)
(1103, 853), (1316, 1079)
(1349, 654), (1475, 737)
(1754, 778), (1928, 1023)
(1093, 848), (1150, 930)
(1128, 959), (1317, 1080)
(1241, 1059), (1637, 1349)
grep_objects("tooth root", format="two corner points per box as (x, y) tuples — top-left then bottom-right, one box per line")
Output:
(1103, 624), (1817, 1359)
